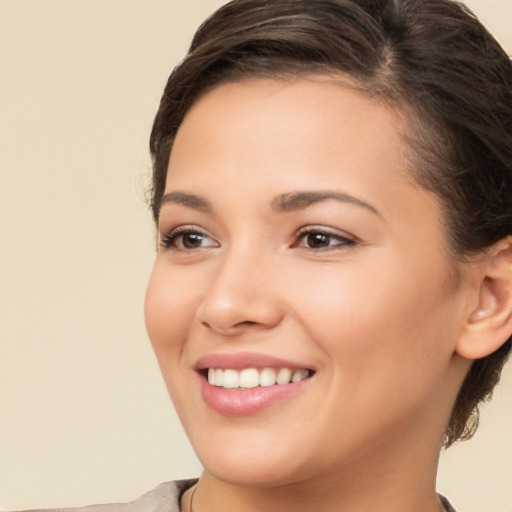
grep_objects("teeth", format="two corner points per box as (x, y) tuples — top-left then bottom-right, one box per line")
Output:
(239, 368), (259, 388)
(215, 368), (224, 387)
(206, 367), (310, 389)
(259, 367), (276, 387)
(276, 368), (292, 385)
(292, 369), (309, 382)
(223, 369), (239, 389)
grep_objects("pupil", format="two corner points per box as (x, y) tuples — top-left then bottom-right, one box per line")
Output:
(307, 233), (329, 248)
(183, 233), (203, 248)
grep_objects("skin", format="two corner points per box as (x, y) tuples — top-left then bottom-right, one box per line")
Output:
(144, 78), (482, 512)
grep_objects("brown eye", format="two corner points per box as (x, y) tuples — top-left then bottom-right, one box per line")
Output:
(305, 232), (331, 249)
(295, 229), (355, 251)
(182, 233), (208, 249)
(160, 228), (218, 250)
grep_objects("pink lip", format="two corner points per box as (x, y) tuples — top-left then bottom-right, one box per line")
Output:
(200, 376), (310, 416)
(195, 352), (314, 416)
(196, 351), (312, 371)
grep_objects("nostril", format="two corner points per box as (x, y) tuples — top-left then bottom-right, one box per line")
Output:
(201, 320), (214, 331)
(235, 320), (258, 327)
(201, 319), (258, 331)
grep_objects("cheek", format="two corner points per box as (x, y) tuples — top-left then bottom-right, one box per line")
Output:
(144, 262), (197, 355)
(288, 252), (457, 382)
(290, 259), (459, 445)
(144, 263), (203, 416)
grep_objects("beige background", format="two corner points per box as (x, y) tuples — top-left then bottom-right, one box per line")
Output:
(0, 0), (511, 510)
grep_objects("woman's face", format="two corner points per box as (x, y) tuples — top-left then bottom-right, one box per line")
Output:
(145, 78), (472, 487)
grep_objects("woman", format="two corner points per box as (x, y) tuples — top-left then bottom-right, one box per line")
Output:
(22, 0), (512, 510)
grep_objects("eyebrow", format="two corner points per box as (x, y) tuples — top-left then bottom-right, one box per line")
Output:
(158, 189), (380, 217)
(271, 191), (381, 216)
(159, 191), (213, 213)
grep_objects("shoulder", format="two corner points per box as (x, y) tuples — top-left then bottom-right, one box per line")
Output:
(10, 479), (197, 512)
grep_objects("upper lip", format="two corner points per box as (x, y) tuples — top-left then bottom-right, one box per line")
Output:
(195, 352), (314, 371)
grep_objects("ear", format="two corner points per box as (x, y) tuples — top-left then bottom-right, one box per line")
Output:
(456, 236), (512, 360)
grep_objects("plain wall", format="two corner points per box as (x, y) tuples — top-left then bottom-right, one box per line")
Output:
(0, 1), (510, 510)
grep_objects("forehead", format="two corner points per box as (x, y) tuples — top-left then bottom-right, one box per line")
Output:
(166, 77), (413, 199)
(178, 76), (404, 142)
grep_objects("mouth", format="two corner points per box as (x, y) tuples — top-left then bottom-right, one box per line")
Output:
(203, 367), (312, 389)
(196, 353), (315, 416)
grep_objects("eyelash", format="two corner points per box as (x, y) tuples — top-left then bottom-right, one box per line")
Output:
(159, 226), (216, 250)
(293, 227), (356, 251)
(159, 226), (356, 252)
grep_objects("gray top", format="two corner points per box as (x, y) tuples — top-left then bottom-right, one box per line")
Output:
(16, 480), (197, 512)
(12, 480), (457, 512)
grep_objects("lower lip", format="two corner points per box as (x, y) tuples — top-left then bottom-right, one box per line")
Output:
(200, 375), (310, 416)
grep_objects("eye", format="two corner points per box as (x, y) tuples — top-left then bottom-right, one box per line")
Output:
(160, 226), (218, 250)
(294, 228), (355, 250)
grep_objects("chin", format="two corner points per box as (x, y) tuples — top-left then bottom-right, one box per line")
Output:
(203, 455), (309, 488)
(187, 425), (316, 488)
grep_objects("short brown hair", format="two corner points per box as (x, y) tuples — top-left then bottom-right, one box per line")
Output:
(149, 0), (512, 446)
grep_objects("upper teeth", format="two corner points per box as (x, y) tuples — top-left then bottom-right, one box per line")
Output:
(207, 367), (310, 389)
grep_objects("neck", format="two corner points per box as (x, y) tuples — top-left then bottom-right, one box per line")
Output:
(188, 410), (450, 512)
(190, 452), (443, 512)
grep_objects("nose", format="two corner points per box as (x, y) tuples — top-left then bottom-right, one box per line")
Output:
(197, 249), (285, 337)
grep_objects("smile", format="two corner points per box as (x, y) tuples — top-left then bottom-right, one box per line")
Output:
(207, 367), (311, 389)
(196, 354), (315, 415)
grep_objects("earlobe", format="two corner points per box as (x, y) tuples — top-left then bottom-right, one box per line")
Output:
(456, 237), (512, 360)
